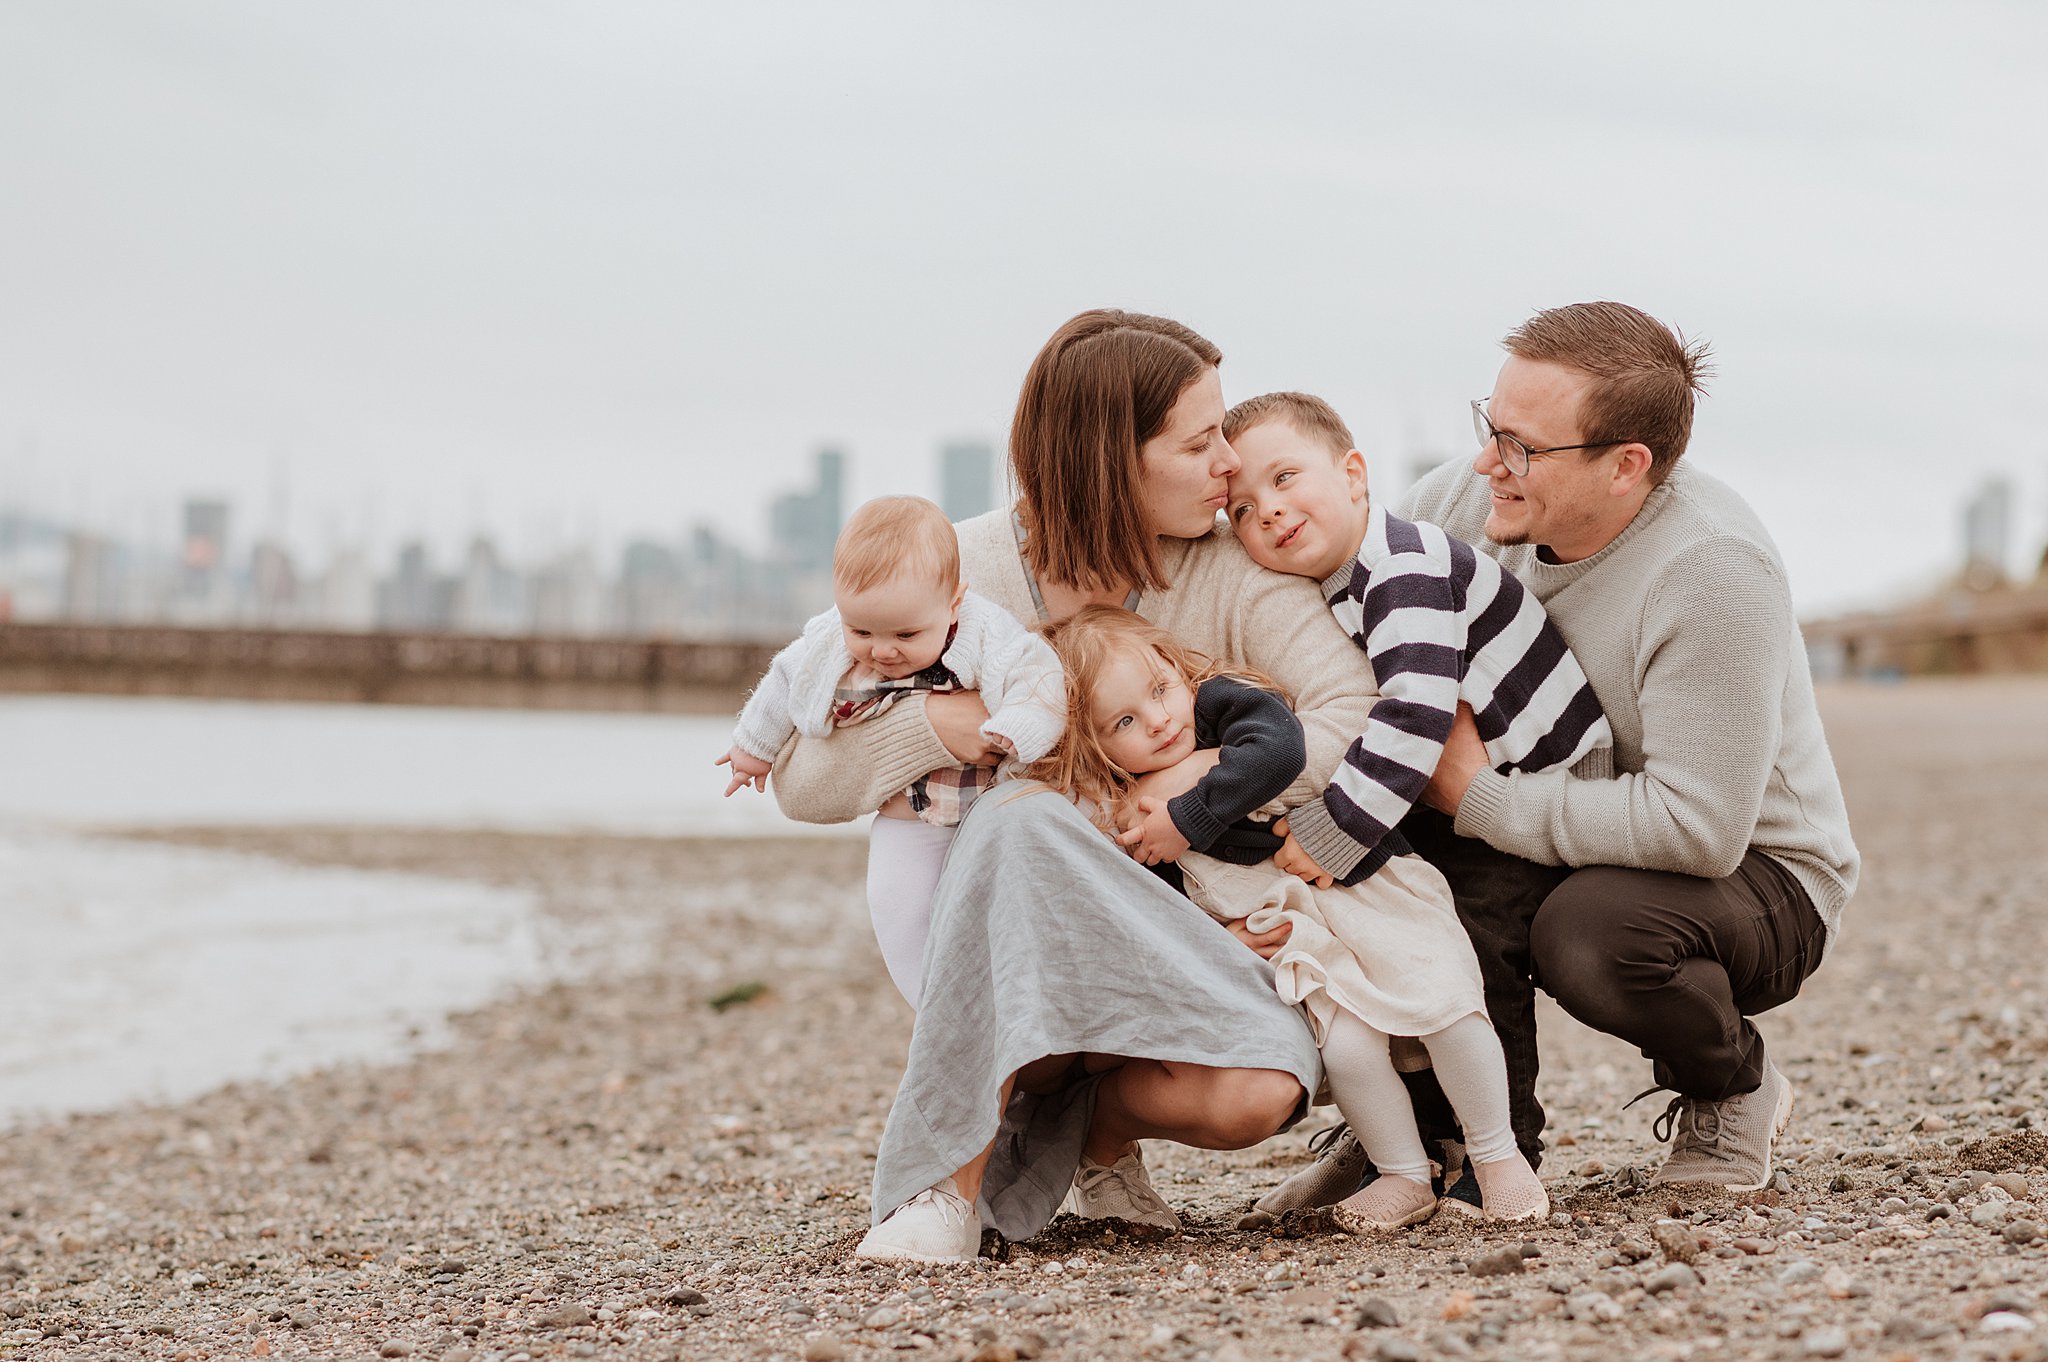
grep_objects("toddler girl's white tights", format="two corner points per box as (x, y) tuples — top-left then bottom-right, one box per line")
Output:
(1319, 1009), (1518, 1175)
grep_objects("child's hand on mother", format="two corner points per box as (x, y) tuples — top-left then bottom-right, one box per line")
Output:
(1118, 795), (1192, 866)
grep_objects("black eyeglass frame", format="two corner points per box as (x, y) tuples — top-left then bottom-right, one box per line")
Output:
(1470, 398), (1641, 477)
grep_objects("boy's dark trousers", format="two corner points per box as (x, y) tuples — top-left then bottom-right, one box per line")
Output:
(1395, 805), (1568, 1171)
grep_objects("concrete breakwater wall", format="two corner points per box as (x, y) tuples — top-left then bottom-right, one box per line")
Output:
(0, 623), (779, 712)
(1803, 584), (2048, 679)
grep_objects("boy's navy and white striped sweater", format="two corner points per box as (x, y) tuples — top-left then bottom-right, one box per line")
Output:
(1283, 502), (1614, 884)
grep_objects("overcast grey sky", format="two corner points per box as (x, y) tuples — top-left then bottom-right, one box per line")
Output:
(2, 1), (2042, 612)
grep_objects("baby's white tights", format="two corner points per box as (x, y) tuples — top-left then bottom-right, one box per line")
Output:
(864, 815), (955, 1010)
(1319, 1008), (1516, 1182)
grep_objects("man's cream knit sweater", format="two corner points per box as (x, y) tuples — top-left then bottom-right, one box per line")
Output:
(771, 510), (1376, 825)
(1401, 460), (1860, 944)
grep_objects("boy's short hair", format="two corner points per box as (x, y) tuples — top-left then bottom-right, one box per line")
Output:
(834, 495), (961, 594)
(1222, 392), (1354, 459)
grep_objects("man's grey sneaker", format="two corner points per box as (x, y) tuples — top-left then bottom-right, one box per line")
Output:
(1237, 1124), (1371, 1230)
(1648, 1058), (1795, 1192)
(1065, 1148), (1181, 1231)
(855, 1178), (980, 1263)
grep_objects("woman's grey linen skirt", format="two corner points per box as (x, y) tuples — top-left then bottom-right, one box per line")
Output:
(870, 786), (1322, 1241)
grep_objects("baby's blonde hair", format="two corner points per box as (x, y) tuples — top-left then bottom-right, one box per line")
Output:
(833, 495), (960, 594)
(1024, 605), (1283, 822)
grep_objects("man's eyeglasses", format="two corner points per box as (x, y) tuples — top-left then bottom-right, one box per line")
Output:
(1470, 399), (1636, 477)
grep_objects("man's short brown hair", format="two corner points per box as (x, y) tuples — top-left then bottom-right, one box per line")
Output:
(1222, 391), (1355, 459)
(1504, 302), (1713, 484)
(1010, 309), (1222, 594)
(833, 495), (960, 594)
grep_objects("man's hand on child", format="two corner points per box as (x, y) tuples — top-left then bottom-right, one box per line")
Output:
(717, 747), (773, 797)
(1118, 795), (1191, 866)
(1422, 701), (1486, 815)
(1272, 818), (1335, 888)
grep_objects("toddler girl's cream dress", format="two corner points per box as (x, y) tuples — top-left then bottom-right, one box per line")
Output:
(1178, 849), (1485, 1046)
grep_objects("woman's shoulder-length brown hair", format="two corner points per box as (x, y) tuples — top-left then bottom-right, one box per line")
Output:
(1010, 309), (1221, 594)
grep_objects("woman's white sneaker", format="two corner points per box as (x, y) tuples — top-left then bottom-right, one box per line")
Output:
(855, 1178), (981, 1263)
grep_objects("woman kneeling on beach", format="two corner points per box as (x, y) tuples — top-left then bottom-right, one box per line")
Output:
(774, 310), (1379, 1262)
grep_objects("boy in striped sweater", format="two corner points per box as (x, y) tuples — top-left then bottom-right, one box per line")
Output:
(1222, 391), (1614, 1201)
(1223, 392), (1613, 886)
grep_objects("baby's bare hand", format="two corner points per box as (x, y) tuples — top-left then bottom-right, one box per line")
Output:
(717, 748), (773, 797)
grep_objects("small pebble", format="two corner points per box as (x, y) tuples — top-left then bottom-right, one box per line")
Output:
(2005, 1220), (2041, 1244)
(1354, 1297), (1400, 1329)
(801, 1335), (846, 1362)
(1778, 1260), (1822, 1286)
(1651, 1219), (1699, 1263)
(1801, 1325), (1849, 1356)
(860, 1306), (902, 1330)
(1989, 1173), (2032, 1200)
(540, 1306), (591, 1330)
(1465, 1247), (1523, 1278)
(379, 1345), (412, 1360)
(1645, 1263), (1701, 1295)
(1980, 1311), (2034, 1334)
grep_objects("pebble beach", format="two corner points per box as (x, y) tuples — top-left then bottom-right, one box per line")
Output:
(3, 678), (2046, 1362)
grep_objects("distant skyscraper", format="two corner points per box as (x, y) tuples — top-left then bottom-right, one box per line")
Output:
(939, 440), (996, 521)
(63, 533), (116, 621)
(1962, 478), (2013, 588)
(769, 446), (846, 573)
(174, 498), (233, 621)
(380, 540), (455, 630)
(247, 540), (299, 625)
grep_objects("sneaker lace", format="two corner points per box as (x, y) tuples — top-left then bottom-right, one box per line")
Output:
(1634, 1091), (1731, 1161)
(903, 1184), (971, 1229)
(1306, 1123), (1350, 1158)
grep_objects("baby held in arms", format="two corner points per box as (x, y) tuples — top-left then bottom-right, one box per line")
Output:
(1030, 606), (1547, 1227)
(720, 495), (1065, 1006)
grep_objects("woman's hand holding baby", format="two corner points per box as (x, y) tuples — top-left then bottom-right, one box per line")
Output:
(717, 747), (773, 797)
(927, 691), (1007, 766)
(1128, 747), (1222, 805)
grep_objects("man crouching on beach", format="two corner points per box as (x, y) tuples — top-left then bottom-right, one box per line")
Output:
(1254, 301), (1860, 1220)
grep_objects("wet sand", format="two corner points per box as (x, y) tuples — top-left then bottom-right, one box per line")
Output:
(2, 678), (2046, 1361)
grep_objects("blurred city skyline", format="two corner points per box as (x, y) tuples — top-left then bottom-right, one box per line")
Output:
(2, 2), (2045, 616)
(0, 442), (1001, 639)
